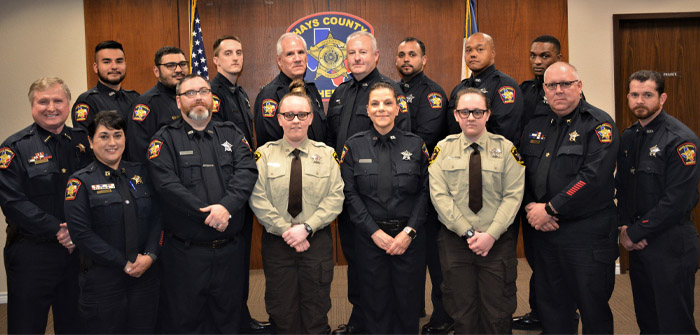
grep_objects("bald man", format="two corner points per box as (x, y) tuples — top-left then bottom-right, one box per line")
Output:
(447, 33), (523, 145)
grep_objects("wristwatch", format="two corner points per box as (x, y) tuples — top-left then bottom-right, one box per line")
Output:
(462, 228), (475, 241)
(303, 223), (313, 236)
(143, 252), (158, 262)
(545, 202), (556, 216)
(403, 227), (416, 240)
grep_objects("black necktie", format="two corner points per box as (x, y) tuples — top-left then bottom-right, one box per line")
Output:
(378, 136), (393, 205)
(288, 149), (302, 218)
(336, 82), (358, 153)
(114, 169), (138, 262)
(535, 119), (561, 200)
(469, 142), (482, 213)
(630, 128), (645, 217)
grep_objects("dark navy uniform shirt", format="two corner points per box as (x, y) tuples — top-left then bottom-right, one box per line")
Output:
(400, 71), (448, 154)
(71, 81), (139, 131)
(210, 73), (255, 148)
(126, 82), (181, 163)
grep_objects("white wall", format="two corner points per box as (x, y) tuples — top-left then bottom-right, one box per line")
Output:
(568, 0), (700, 119)
(0, 0), (86, 297)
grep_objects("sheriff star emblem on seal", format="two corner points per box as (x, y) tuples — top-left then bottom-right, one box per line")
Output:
(401, 150), (412, 161)
(221, 141), (233, 152)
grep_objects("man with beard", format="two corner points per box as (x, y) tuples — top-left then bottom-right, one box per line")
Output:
(210, 34), (272, 335)
(616, 70), (700, 334)
(447, 33), (523, 145)
(148, 74), (258, 333)
(326, 30), (411, 335)
(0, 77), (93, 334)
(511, 35), (562, 331)
(126, 46), (188, 163)
(394, 37), (452, 334)
(254, 33), (326, 146)
(71, 40), (139, 131)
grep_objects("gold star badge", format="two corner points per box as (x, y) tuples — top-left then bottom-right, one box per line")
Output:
(649, 145), (660, 157)
(569, 131), (579, 142)
(131, 175), (143, 185)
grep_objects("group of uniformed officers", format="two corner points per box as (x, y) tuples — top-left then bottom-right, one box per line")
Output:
(0, 28), (698, 335)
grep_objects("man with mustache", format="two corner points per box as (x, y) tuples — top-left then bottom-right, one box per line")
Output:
(71, 40), (139, 131)
(447, 32), (523, 145)
(616, 70), (700, 334)
(394, 37), (452, 335)
(126, 46), (189, 163)
(148, 74), (258, 333)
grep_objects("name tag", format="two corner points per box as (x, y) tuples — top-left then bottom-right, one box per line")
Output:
(179, 150), (194, 156)
(267, 162), (280, 168)
(447, 156), (461, 160)
(359, 159), (372, 163)
(203, 164), (214, 168)
(91, 183), (115, 191)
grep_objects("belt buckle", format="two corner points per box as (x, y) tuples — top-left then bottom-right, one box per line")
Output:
(211, 239), (227, 248)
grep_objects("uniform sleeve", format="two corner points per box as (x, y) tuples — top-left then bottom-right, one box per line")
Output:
(147, 133), (209, 222)
(325, 89), (342, 152)
(143, 170), (162, 256)
(626, 139), (700, 243)
(415, 88), (448, 152)
(340, 142), (381, 237)
(248, 149), (290, 236)
(253, 89), (283, 147)
(429, 143), (470, 236)
(395, 87), (412, 133)
(406, 141), (429, 232)
(485, 146), (525, 239)
(0, 143), (61, 236)
(217, 132), (258, 215)
(126, 102), (156, 163)
(305, 149), (344, 232)
(64, 176), (127, 268)
(549, 121), (620, 217)
(488, 79), (524, 145)
(71, 97), (94, 132)
(446, 84), (462, 135)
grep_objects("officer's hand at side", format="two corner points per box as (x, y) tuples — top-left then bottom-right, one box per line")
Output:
(386, 231), (412, 256)
(200, 204), (229, 232)
(283, 224), (309, 248)
(293, 239), (310, 253)
(124, 254), (154, 278)
(619, 225), (647, 251)
(467, 232), (495, 257)
(371, 229), (394, 251)
(57, 223), (75, 253)
(527, 203), (558, 231)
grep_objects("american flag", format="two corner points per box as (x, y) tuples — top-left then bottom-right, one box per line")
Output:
(189, 0), (208, 79)
(461, 0), (478, 80)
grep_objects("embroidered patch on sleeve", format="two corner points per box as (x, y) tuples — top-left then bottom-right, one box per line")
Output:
(73, 103), (89, 121)
(212, 94), (221, 113)
(254, 151), (262, 162)
(340, 145), (349, 164)
(427, 92), (443, 109)
(510, 147), (525, 166)
(132, 104), (151, 121)
(397, 95), (409, 113)
(148, 139), (162, 160)
(0, 147), (15, 169)
(65, 179), (81, 200)
(677, 142), (697, 165)
(498, 86), (515, 104)
(429, 146), (441, 166)
(595, 123), (613, 143)
(262, 99), (278, 118)
(566, 180), (586, 196)
(241, 137), (252, 152)
(332, 151), (341, 168)
(422, 143), (431, 159)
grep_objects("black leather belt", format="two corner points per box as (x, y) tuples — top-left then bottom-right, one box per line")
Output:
(19, 233), (61, 245)
(168, 234), (231, 249)
(375, 219), (408, 232)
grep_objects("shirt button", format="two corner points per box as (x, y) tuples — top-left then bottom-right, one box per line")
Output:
(125, 200), (130, 205)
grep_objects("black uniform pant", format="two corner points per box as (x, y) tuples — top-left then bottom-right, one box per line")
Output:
(338, 210), (364, 328)
(438, 225), (518, 334)
(534, 223), (617, 334)
(4, 238), (84, 334)
(422, 206), (453, 324)
(241, 207), (255, 327)
(356, 224), (425, 334)
(78, 263), (159, 333)
(158, 235), (245, 334)
(262, 227), (334, 334)
(629, 223), (699, 334)
(520, 210), (540, 318)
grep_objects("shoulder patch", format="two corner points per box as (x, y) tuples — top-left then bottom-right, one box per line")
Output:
(148, 139), (162, 160)
(332, 151), (341, 168)
(595, 123), (613, 143)
(262, 99), (278, 118)
(498, 86), (515, 104)
(397, 95), (409, 113)
(132, 104), (151, 121)
(340, 145), (349, 164)
(0, 147), (15, 169)
(510, 147), (525, 166)
(254, 150), (262, 162)
(422, 142), (430, 159)
(427, 92), (443, 109)
(212, 94), (221, 113)
(429, 146), (441, 166)
(73, 103), (89, 121)
(65, 179), (81, 200)
(242, 137), (252, 152)
(677, 142), (697, 166)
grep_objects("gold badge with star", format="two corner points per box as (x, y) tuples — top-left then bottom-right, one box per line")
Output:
(131, 175), (143, 185)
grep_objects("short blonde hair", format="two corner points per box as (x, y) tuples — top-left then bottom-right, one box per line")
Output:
(28, 77), (71, 105)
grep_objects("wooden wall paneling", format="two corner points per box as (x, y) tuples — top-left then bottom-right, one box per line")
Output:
(84, 0), (180, 94)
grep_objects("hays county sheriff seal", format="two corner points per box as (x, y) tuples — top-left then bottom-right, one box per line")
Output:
(286, 12), (374, 102)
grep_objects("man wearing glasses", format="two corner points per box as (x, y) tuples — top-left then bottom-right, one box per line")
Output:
(148, 74), (258, 333)
(127, 46), (189, 162)
(519, 62), (619, 333)
(430, 88), (524, 333)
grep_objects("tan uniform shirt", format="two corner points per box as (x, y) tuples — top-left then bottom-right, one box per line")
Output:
(249, 138), (344, 236)
(429, 131), (525, 239)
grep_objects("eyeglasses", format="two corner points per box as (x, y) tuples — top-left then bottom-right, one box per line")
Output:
(158, 61), (189, 70)
(455, 108), (488, 119)
(543, 80), (579, 90)
(280, 112), (311, 121)
(178, 88), (211, 98)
